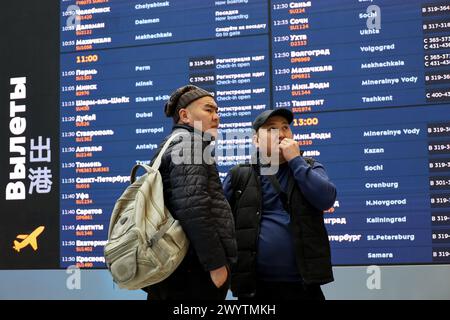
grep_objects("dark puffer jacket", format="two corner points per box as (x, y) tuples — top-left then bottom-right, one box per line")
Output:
(152, 124), (237, 271)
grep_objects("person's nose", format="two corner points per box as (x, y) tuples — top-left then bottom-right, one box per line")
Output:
(212, 111), (219, 123)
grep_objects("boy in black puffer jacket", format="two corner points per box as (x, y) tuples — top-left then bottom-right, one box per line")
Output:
(144, 85), (237, 300)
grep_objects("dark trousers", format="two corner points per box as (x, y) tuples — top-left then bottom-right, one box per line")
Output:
(146, 257), (229, 301)
(239, 280), (325, 301)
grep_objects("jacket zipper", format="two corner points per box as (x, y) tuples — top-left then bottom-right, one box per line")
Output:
(254, 170), (263, 267)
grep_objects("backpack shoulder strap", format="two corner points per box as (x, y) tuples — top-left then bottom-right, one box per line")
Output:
(151, 132), (184, 171)
(267, 174), (289, 212)
(229, 164), (254, 207)
(130, 132), (184, 184)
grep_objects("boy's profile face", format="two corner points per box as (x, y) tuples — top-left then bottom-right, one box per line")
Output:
(179, 96), (220, 137)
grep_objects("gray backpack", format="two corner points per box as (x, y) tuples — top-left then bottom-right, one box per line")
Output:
(104, 133), (189, 290)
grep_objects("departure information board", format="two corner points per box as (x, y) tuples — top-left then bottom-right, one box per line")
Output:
(57, 0), (450, 268)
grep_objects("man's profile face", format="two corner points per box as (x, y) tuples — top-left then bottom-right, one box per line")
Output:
(180, 96), (220, 137)
(253, 115), (293, 162)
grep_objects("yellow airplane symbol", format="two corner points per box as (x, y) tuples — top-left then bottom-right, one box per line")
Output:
(13, 226), (45, 252)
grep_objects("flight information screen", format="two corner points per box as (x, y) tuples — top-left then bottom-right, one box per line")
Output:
(54, 0), (450, 268)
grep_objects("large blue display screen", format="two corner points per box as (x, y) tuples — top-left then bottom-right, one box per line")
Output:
(59, 0), (450, 267)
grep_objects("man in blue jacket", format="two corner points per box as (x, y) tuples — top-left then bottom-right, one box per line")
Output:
(223, 108), (336, 300)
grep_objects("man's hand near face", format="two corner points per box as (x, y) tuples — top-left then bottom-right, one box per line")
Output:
(279, 138), (301, 162)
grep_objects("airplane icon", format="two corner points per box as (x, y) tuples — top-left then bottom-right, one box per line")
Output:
(13, 226), (45, 252)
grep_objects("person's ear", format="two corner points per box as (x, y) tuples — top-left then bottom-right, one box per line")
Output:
(178, 108), (190, 124)
(253, 133), (259, 148)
